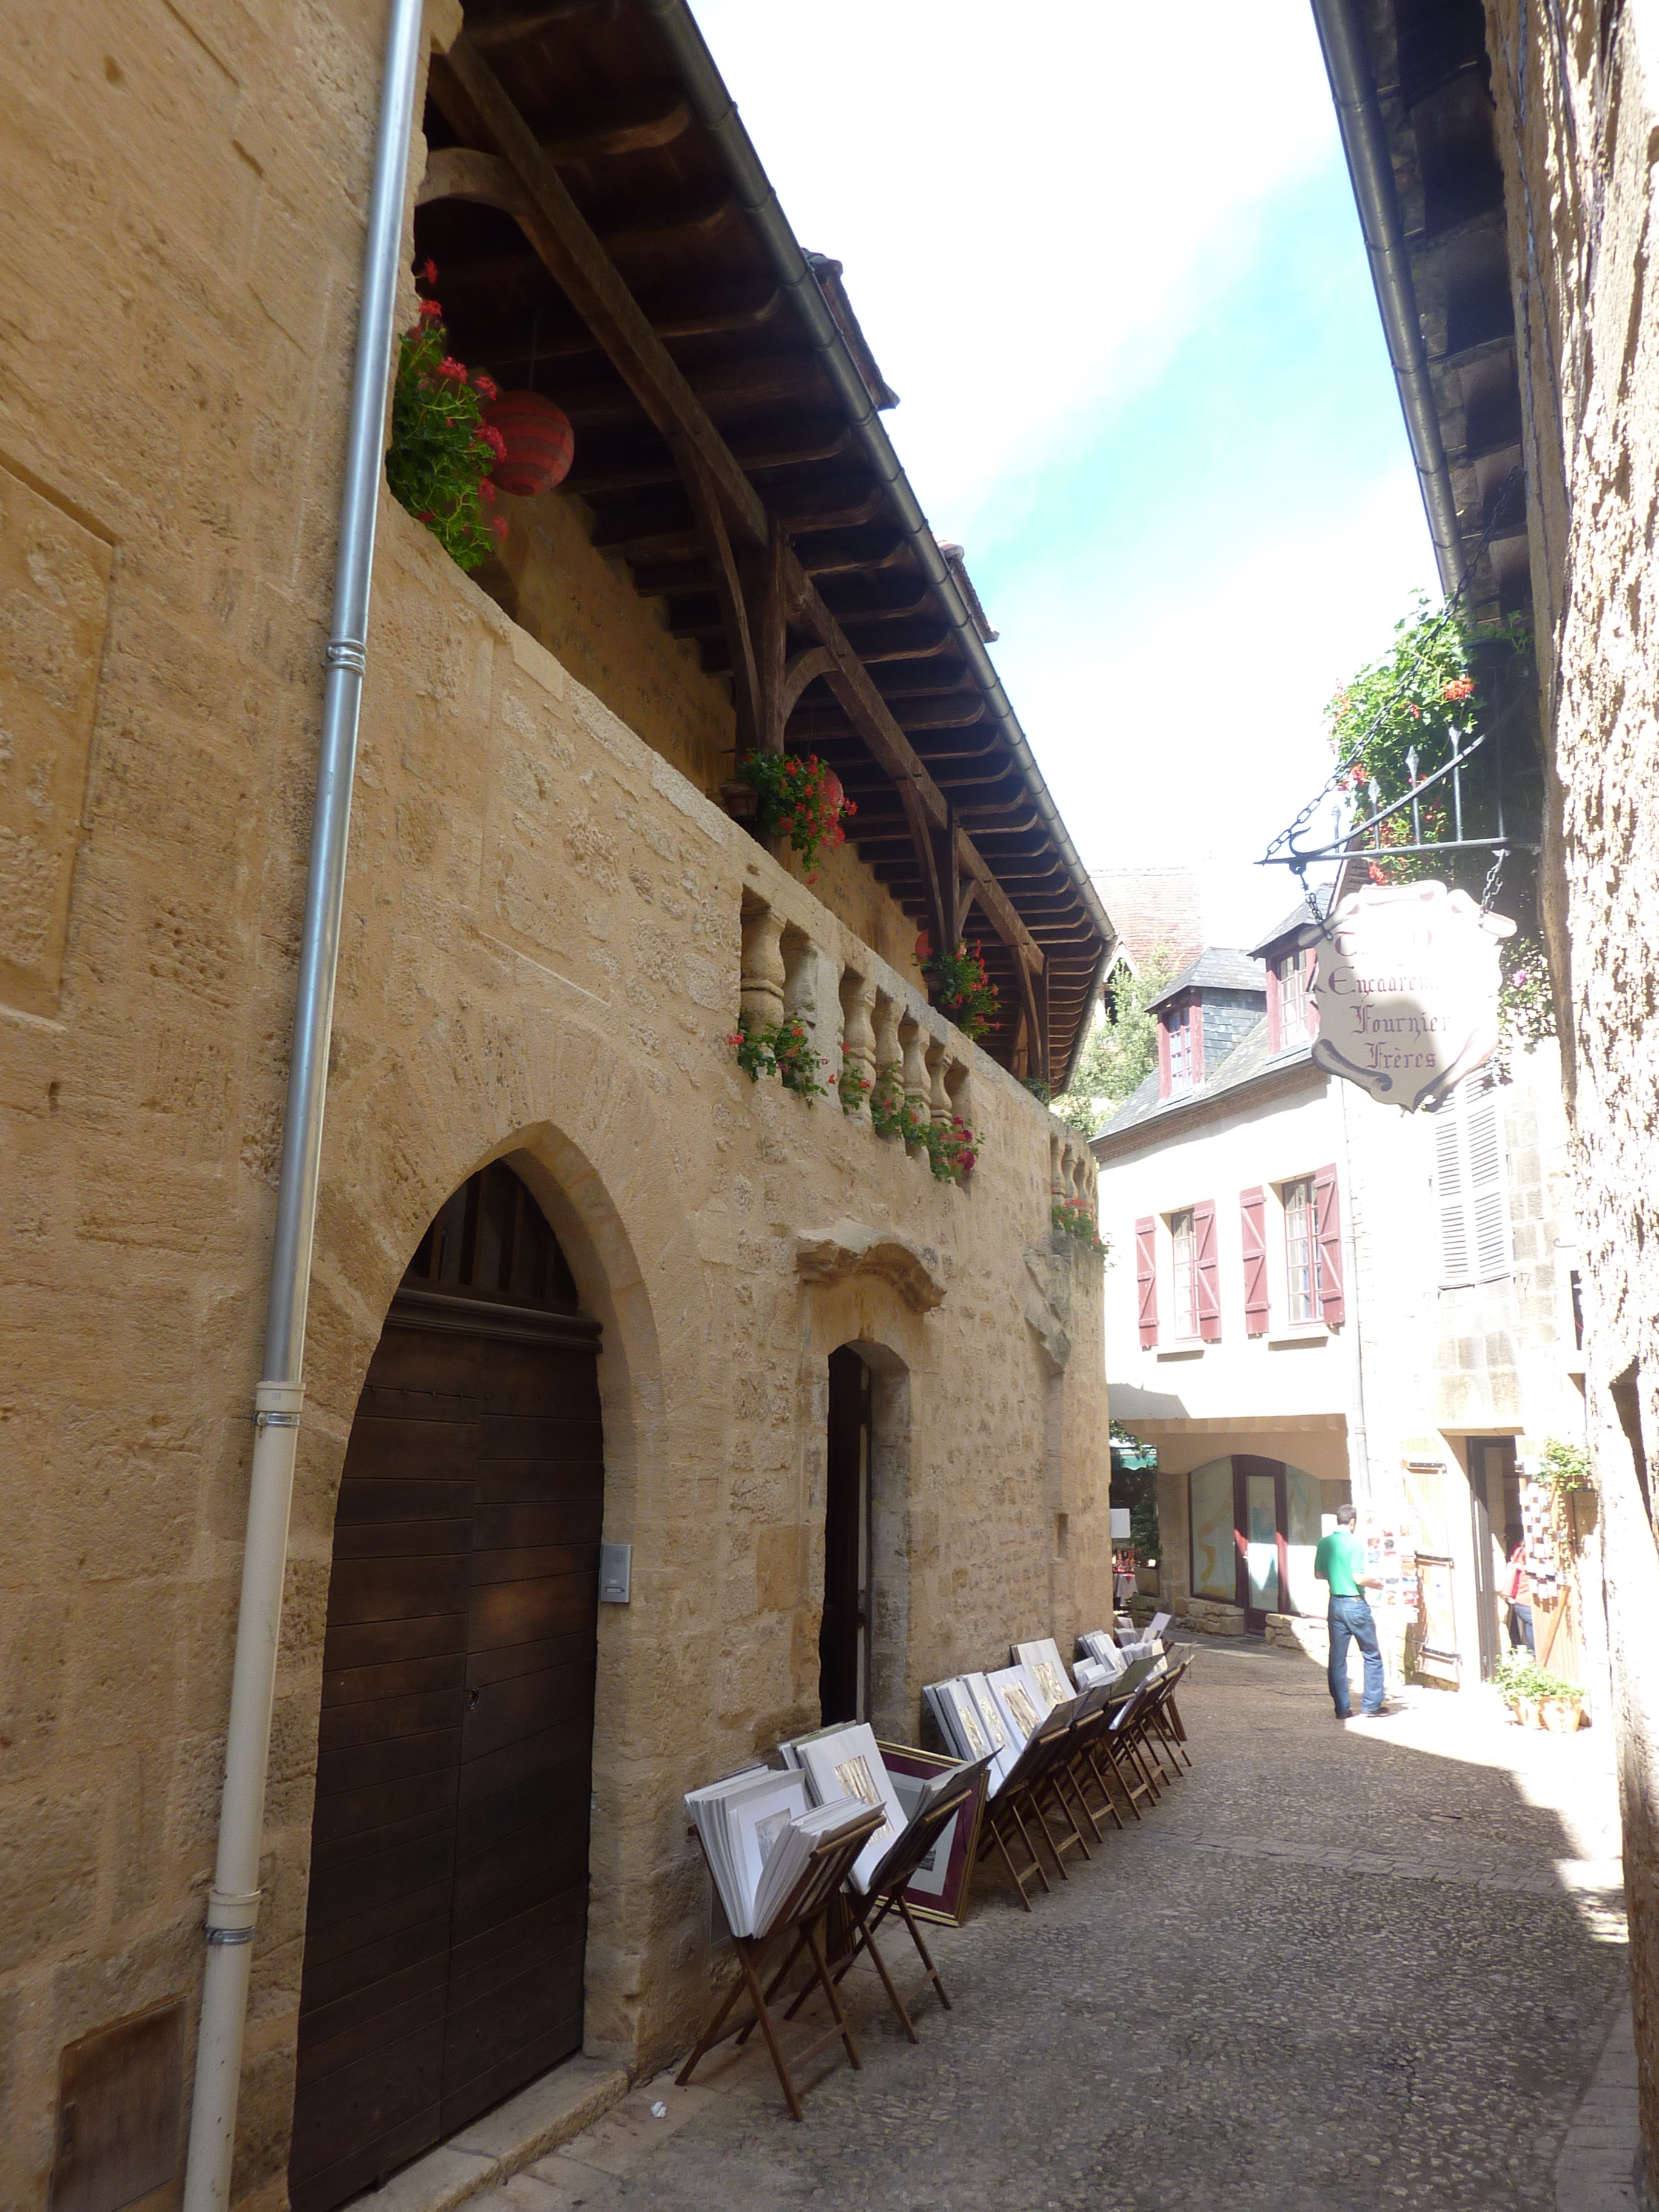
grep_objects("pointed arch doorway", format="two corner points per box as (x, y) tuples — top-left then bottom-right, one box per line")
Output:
(289, 1161), (605, 2212)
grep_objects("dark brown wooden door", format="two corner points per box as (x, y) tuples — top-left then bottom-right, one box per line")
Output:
(819, 1346), (871, 1724)
(289, 1169), (602, 2212)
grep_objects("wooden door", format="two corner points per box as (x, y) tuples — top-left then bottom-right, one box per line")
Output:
(819, 1347), (871, 1725)
(289, 1167), (602, 2212)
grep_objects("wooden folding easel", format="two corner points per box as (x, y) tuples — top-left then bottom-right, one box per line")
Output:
(676, 1805), (884, 2120)
(976, 1706), (1078, 1908)
(796, 1758), (988, 2040)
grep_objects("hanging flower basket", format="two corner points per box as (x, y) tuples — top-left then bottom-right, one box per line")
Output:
(737, 751), (854, 877)
(923, 939), (999, 1041)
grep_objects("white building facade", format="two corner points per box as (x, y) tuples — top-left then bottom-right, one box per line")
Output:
(1094, 908), (1592, 1693)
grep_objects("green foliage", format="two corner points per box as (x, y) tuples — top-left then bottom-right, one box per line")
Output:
(1538, 1435), (1592, 1498)
(1053, 945), (1179, 1136)
(922, 940), (999, 1041)
(384, 289), (508, 572)
(1493, 933), (1558, 1082)
(1051, 1194), (1107, 1256)
(1492, 1652), (1584, 1702)
(866, 1068), (975, 1179)
(728, 1013), (828, 1101)
(1326, 591), (1531, 890)
(837, 1053), (872, 1114)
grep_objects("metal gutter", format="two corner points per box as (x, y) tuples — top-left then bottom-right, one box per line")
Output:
(638, 0), (1114, 1088)
(1310, 0), (1465, 597)
(179, 2), (427, 2203)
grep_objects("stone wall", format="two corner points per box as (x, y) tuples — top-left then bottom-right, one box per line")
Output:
(1483, 0), (1659, 2173)
(0, 5), (1110, 2205)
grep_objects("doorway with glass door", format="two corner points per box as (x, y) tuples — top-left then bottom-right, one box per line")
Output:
(1188, 1455), (1327, 1634)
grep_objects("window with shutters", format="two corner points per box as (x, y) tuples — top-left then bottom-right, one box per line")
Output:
(1167, 1003), (1196, 1093)
(1433, 1077), (1512, 1287)
(1170, 1208), (1199, 1337)
(1282, 1176), (1316, 1320)
(1276, 954), (1309, 1045)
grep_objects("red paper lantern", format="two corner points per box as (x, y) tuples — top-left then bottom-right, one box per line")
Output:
(483, 390), (574, 497)
(821, 768), (845, 817)
(915, 929), (933, 965)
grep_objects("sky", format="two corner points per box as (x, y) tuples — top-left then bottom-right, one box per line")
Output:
(690, 0), (1443, 948)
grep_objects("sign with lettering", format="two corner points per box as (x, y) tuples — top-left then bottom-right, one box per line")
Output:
(1300, 880), (1515, 1111)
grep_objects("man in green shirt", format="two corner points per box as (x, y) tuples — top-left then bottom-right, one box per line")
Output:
(1313, 1503), (1388, 1720)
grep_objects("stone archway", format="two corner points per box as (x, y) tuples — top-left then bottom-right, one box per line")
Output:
(287, 1159), (605, 2212)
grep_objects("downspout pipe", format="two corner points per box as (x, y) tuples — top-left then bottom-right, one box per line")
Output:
(179, 2), (426, 2204)
(1309, 0), (1466, 598)
(638, 0), (1116, 1084)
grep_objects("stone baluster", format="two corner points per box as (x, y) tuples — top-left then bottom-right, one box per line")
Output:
(899, 1017), (931, 1130)
(780, 926), (819, 1050)
(927, 1037), (951, 1125)
(839, 968), (877, 1117)
(872, 992), (902, 1097)
(739, 900), (785, 1029)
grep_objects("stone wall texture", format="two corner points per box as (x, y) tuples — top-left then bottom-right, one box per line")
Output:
(1483, 0), (1659, 2174)
(0, 5), (1110, 2205)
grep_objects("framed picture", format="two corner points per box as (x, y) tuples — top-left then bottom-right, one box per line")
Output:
(876, 1741), (987, 1926)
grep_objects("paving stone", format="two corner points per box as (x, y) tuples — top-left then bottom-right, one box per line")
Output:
(439, 1643), (1629, 2212)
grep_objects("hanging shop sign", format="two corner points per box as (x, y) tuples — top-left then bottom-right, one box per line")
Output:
(1299, 880), (1515, 1111)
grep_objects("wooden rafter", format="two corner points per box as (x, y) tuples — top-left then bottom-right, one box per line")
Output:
(432, 35), (1047, 1002)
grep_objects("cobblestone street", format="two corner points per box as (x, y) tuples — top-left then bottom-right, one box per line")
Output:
(439, 1638), (1631, 2212)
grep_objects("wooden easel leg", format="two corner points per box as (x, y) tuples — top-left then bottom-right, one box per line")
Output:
(754, 1923), (816, 2035)
(676, 1959), (750, 2088)
(896, 1896), (950, 2012)
(987, 1811), (1034, 1909)
(742, 1945), (806, 2120)
(1085, 1746), (1128, 1828)
(802, 1917), (862, 2070)
(851, 1899), (917, 2043)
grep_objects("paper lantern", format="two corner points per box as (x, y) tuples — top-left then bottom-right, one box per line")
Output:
(915, 929), (933, 965)
(483, 391), (574, 497)
(821, 768), (846, 817)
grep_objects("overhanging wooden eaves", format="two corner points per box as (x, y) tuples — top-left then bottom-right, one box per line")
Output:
(418, 0), (1115, 1079)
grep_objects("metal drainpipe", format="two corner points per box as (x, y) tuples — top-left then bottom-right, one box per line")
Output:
(1309, 0), (1466, 597)
(638, 0), (1116, 1091)
(179, 2), (426, 2204)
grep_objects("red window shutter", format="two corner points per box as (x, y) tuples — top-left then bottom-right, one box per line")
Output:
(1313, 1162), (1345, 1326)
(1190, 1001), (1205, 1083)
(1304, 948), (1321, 1039)
(1156, 1016), (1170, 1100)
(1240, 1187), (1269, 1334)
(1135, 1216), (1159, 1347)
(1193, 1198), (1221, 1340)
(1265, 963), (1282, 1054)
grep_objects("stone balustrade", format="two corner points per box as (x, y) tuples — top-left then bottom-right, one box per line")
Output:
(736, 882), (983, 1168)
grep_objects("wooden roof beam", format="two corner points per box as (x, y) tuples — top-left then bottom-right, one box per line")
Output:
(435, 35), (1044, 987)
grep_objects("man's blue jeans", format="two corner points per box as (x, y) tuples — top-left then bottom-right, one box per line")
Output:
(1327, 1596), (1384, 1717)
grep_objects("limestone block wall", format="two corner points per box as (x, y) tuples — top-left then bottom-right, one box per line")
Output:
(1483, 0), (1659, 2166)
(0, 7), (1110, 2204)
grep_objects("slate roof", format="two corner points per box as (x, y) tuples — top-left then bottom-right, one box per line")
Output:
(1093, 1018), (1319, 1144)
(1145, 947), (1268, 1013)
(1250, 883), (1333, 959)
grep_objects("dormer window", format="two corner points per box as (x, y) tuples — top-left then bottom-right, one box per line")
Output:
(1276, 952), (1309, 1045)
(1167, 1002), (1196, 1093)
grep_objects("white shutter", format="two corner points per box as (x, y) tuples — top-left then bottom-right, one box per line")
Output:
(1467, 1082), (1513, 1281)
(1435, 1105), (1471, 1287)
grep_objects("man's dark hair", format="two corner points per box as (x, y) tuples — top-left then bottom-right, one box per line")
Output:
(1336, 1502), (1358, 1527)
